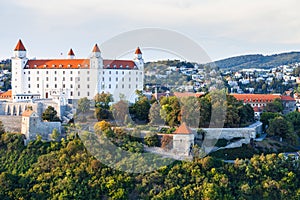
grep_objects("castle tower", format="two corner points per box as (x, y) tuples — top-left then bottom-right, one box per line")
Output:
(90, 44), (104, 94)
(12, 39), (28, 100)
(133, 47), (144, 70)
(173, 122), (194, 156)
(14, 39), (27, 58)
(68, 48), (75, 59)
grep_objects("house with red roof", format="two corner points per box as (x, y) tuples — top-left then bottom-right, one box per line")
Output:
(231, 93), (296, 115)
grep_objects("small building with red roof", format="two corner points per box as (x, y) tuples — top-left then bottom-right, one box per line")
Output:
(173, 122), (194, 156)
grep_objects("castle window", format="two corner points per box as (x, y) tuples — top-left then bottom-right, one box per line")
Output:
(129, 78), (131, 82)
(109, 71), (111, 75)
(70, 71), (73, 74)
(24, 72), (25, 74)
(54, 71), (57, 74)
(60, 64), (64, 68)
(87, 77), (90, 81)
(87, 71), (90, 74)
(63, 84), (65, 88)
(129, 84), (131, 89)
(122, 77), (124, 81)
(46, 71), (49, 74)
(129, 71), (131, 75)
(70, 77), (73, 81)
(78, 91), (80, 96)
(116, 71), (118, 75)
(70, 91), (73, 96)
(126, 65), (129, 69)
(28, 77), (30, 81)
(37, 84), (39, 88)
(78, 71), (80, 74)
(37, 71), (39, 74)
(63, 77), (65, 81)
(114, 65), (117, 68)
(46, 84), (49, 88)
(136, 84), (138, 89)
(28, 84), (30, 88)
(116, 77), (118, 81)
(122, 71), (124, 75)
(46, 77), (49, 81)
(70, 84), (73, 88)
(103, 71), (105, 74)
(102, 77), (104, 81)
(136, 77), (138, 81)
(116, 85), (118, 89)
(78, 84), (80, 89)
(109, 84), (111, 89)
(109, 77), (111, 81)
(87, 84), (90, 89)
(55, 84), (57, 88)
(63, 71), (65, 74)
(87, 92), (90, 96)
(122, 84), (124, 89)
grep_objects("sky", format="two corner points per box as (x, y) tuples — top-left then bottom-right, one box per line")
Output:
(0, 0), (300, 63)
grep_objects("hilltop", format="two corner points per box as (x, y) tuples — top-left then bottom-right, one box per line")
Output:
(209, 51), (300, 70)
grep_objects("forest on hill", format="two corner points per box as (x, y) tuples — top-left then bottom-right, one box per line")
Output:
(0, 129), (300, 199)
(209, 52), (300, 70)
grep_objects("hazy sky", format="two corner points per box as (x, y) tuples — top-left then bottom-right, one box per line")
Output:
(1, 0), (300, 62)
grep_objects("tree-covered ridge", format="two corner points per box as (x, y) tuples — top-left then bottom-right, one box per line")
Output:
(0, 130), (299, 199)
(209, 52), (300, 70)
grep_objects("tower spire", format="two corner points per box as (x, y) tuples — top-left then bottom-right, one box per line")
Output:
(14, 39), (26, 51)
(68, 48), (75, 59)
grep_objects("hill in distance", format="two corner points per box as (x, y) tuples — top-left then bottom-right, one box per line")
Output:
(209, 51), (300, 70)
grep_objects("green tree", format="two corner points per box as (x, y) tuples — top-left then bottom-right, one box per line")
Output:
(111, 100), (130, 126)
(265, 98), (283, 113)
(42, 106), (61, 122)
(267, 116), (297, 144)
(149, 102), (164, 125)
(160, 96), (181, 127)
(77, 97), (90, 114)
(50, 128), (59, 141)
(94, 92), (113, 109)
(0, 120), (5, 135)
(94, 92), (113, 121)
(180, 96), (200, 128)
(260, 112), (281, 131)
(130, 92), (150, 122)
(144, 132), (159, 147)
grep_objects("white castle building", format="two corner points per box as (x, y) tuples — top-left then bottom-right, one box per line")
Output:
(11, 40), (144, 103)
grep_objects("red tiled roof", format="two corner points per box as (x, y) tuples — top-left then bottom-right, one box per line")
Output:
(173, 122), (192, 135)
(24, 59), (137, 70)
(0, 90), (12, 99)
(135, 47), (142, 54)
(173, 92), (204, 98)
(14, 39), (26, 51)
(103, 60), (136, 69)
(68, 48), (75, 56)
(92, 44), (101, 52)
(281, 95), (295, 101)
(232, 94), (281, 103)
(24, 59), (90, 69)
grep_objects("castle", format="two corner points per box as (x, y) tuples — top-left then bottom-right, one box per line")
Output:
(11, 39), (144, 103)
